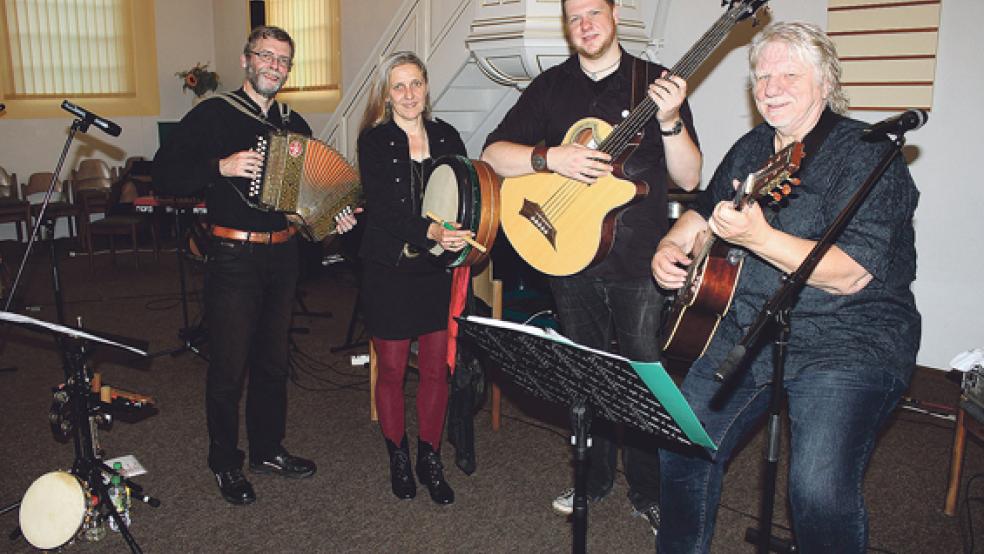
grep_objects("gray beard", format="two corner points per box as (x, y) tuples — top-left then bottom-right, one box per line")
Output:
(246, 66), (283, 98)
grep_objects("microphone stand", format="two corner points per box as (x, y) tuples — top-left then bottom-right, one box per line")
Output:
(713, 131), (912, 553)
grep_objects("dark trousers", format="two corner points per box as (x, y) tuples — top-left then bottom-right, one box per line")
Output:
(549, 274), (664, 511)
(658, 359), (904, 553)
(204, 236), (299, 473)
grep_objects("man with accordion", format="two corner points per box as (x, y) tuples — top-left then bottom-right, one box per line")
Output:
(153, 25), (357, 506)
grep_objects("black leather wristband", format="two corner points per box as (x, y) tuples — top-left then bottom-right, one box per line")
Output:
(531, 145), (550, 173)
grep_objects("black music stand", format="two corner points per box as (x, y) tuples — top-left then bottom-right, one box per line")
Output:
(457, 316), (714, 554)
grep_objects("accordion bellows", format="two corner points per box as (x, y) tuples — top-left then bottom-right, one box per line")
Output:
(249, 132), (361, 241)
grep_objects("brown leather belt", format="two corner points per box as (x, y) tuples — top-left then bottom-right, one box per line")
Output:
(210, 225), (297, 244)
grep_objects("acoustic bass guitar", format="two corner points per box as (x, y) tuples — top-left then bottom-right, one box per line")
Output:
(661, 141), (805, 373)
(498, 0), (770, 276)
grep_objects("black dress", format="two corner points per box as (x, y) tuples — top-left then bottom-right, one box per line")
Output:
(361, 160), (452, 339)
(357, 118), (467, 340)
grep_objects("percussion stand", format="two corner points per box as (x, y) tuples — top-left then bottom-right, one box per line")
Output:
(62, 338), (159, 553)
(288, 287), (332, 348)
(329, 259), (366, 353)
(2, 329), (160, 550)
(329, 291), (366, 353)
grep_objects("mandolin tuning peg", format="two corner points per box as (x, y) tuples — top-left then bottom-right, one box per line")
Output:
(781, 184), (792, 195)
(769, 191), (782, 202)
(789, 178), (801, 187)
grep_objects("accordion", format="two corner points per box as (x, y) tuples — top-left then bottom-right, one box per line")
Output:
(248, 132), (361, 241)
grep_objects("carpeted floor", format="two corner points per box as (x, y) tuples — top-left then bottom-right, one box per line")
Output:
(0, 238), (981, 553)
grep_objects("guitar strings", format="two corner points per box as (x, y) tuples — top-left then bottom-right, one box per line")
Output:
(601, 7), (739, 156)
(542, 5), (745, 224)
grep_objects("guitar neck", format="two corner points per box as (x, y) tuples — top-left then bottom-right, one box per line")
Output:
(598, 2), (755, 158)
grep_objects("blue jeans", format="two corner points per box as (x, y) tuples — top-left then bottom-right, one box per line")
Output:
(657, 356), (905, 553)
(549, 274), (664, 510)
(204, 236), (299, 472)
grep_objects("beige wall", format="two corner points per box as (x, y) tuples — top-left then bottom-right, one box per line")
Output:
(0, 0), (396, 192)
(0, 0), (215, 189)
(661, 1), (984, 368)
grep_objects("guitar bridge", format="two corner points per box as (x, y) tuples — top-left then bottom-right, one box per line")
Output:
(519, 198), (557, 249)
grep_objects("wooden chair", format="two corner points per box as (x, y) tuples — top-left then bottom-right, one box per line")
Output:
(72, 158), (115, 181)
(72, 175), (159, 270)
(368, 261), (503, 427)
(0, 166), (31, 242)
(944, 397), (984, 515)
(22, 172), (76, 240)
(471, 261), (504, 430)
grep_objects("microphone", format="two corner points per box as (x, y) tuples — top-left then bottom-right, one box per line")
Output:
(861, 108), (928, 142)
(60, 100), (122, 137)
(0, 103), (6, 112)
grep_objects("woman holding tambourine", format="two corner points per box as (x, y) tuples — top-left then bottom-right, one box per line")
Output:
(356, 51), (473, 505)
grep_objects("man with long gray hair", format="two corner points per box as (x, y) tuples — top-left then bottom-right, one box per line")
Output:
(652, 21), (920, 552)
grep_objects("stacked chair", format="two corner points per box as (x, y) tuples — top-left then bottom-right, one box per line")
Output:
(71, 158), (158, 270)
(0, 166), (32, 243)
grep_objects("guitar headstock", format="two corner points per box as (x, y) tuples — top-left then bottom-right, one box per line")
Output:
(735, 141), (805, 208)
(725, 0), (770, 22)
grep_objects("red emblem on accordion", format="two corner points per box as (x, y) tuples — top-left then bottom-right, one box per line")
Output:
(288, 140), (304, 158)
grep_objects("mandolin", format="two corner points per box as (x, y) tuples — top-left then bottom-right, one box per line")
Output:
(498, 0), (771, 276)
(661, 142), (805, 373)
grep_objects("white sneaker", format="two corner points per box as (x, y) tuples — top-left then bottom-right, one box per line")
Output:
(551, 488), (575, 515)
(634, 504), (660, 537)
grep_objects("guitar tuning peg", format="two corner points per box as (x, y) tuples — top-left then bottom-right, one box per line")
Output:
(789, 178), (801, 186)
(781, 184), (792, 196)
(770, 191), (782, 202)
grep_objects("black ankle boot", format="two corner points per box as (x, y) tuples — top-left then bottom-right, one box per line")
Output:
(385, 436), (416, 500)
(416, 438), (454, 505)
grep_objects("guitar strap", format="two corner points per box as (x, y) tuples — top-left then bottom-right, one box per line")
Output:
(797, 108), (840, 175)
(630, 56), (651, 111)
(759, 109), (841, 230)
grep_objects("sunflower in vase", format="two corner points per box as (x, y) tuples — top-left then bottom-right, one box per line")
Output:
(176, 62), (219, 97)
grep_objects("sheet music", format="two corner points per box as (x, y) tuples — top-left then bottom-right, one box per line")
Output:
(460, 316), (715, 450)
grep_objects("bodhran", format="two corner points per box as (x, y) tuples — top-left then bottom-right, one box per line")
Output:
(420, 155), (500, 267)
(19, 471), (88, 550)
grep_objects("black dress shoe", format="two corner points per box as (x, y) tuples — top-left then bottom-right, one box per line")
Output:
(416, 439), (454, 505)
(214, 469), (256, 505)
(249, 449), (316, 478)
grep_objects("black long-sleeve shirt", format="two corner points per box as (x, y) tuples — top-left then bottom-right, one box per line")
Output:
(152, 88), (312, 232)
(484, 49), (698, 279)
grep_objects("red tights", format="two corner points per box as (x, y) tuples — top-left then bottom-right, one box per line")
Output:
(372, 330), (449, 448)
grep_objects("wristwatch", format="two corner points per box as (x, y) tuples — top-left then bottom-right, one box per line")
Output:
(531, 145), (550, 173)
(660, 119), (684, 137)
